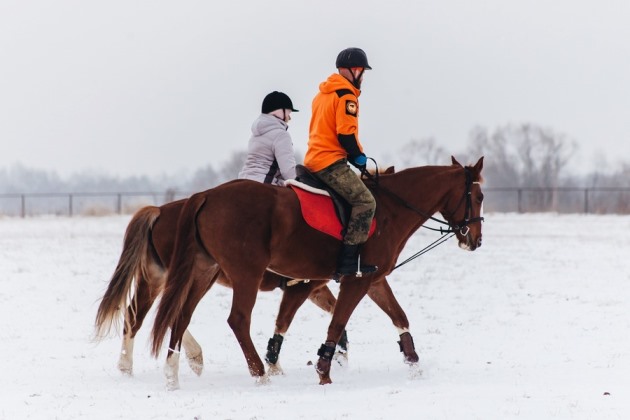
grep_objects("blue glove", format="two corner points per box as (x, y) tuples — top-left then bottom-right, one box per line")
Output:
(354, 154), (367, 166)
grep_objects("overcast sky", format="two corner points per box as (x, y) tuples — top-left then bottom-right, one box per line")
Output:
(1, 0), (629, 177)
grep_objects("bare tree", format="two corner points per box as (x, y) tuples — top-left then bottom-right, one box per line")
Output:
(468, 123), (577, 211)
(217, 150), (248, 184)
(392, 137), (449, 168)
(188, 165), (220, 192)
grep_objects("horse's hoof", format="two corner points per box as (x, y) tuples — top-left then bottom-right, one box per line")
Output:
(117, 360), (133, 376)
(403, 352), (420, 365)
(186, 353), (204, 376)
(408, 363), (423, 379)
(166, 379), (180, 391)
(318, 374), (332, 385)
(398, 332), (419, 364)
(266, 362), (284, 376)
(316, 358), (332, 384)
(254, 374), (271, 385)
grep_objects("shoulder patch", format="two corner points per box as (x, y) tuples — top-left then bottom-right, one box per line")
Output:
(335, 89), (354, 98)
(345, 100), (358, 116)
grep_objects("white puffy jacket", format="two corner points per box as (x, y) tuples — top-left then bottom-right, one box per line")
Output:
(238, 114), (297, 185)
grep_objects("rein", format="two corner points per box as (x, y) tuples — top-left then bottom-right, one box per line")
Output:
(361, 158), (484, 271)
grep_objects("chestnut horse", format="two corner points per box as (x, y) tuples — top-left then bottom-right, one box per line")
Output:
(94, 199), (344, 377)
(151, 157), (484, 386)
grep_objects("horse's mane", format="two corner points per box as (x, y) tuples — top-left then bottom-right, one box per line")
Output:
(382, 161), (484, 184)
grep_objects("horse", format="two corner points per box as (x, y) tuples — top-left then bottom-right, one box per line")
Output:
(150, 156), (484, 387)
(94, 199), (346, 377)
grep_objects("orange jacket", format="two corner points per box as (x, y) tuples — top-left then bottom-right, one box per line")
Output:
(304, 73), (364, 172)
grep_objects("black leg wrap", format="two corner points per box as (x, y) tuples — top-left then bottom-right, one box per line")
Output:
(265, 334), (284, 364)
(398, 332), (420, 364)
(338, 330), (349, 352)
(398, 332), (415, 352)
(317, 342), (336, 362)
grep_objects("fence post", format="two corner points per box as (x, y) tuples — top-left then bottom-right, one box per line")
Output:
(21, 194), (26, 218)
(584, 189), (589, 214)
(117, 193), (122, 214)
(69, 194), (73, 217)
(518, 189), (523, 213)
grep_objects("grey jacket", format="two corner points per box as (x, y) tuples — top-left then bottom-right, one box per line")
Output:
(238, 114), (297, 185)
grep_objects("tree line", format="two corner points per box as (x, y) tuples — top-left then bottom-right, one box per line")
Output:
(1, 123), (628, 214)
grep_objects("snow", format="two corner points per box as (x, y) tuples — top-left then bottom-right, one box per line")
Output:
(1, 213), (629, 419)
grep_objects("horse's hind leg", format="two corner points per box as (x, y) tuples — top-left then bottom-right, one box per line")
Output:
(367, 278), (419, 365)
(164, 266), (219, 390)
(118, 276), (157, 375)
(181, 330), (203, 376)
(226, 275), (267, 382)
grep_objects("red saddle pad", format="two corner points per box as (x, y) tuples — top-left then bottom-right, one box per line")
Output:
(290, 185), (376, 240)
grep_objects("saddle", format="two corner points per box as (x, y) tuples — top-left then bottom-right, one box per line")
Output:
(285, 165), (376, 241)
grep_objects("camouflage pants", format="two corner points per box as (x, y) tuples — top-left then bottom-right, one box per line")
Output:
(314, 160), (376, 245)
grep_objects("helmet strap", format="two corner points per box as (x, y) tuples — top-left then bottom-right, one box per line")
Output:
(350, 68), (365, 89)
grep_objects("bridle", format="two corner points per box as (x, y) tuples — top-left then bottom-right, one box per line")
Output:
(439, 166), (485, 236)
(361, 161), (484, 271)
(363, 162), (484, 236)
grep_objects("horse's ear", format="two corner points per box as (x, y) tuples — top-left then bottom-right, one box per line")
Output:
(384, 166), (395, 174)
(451, 156), (462, 167)
(473, 156), (484, 173)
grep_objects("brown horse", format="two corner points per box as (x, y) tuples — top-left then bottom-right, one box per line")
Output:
(94, 199), (343, 377)
(151, 156), (484, 386)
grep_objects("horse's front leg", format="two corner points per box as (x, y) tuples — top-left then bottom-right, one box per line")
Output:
(265, 281), (315, 375)
(367, 277), (419, 365)
(316, 277), (372, 385)
(307, 284), (349, 363)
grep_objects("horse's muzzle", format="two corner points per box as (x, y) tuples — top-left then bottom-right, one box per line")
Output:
(459, 235), (482, 251)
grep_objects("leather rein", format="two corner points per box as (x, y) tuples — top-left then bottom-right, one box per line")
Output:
(362, 160), (484, 271)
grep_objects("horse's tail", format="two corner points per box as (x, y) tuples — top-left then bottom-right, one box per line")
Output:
(94, 206), (161, 340)
(150, 193), (207, 357)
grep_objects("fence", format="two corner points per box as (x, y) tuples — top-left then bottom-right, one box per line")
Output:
(0, 191), (192, 218)
(1, 187), (630, 217)
(485, 187), (630, 214)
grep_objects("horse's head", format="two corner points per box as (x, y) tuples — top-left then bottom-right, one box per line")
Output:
(441, 156), (484, 251)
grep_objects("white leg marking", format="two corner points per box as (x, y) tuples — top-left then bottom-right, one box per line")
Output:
(164, 352), (181, 391)
(182, 330), (204, 376)
(117, 334), (134, 375)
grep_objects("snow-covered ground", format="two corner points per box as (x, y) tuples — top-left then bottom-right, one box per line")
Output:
(1, 213), (629, 419)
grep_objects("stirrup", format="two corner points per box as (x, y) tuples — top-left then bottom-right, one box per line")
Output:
(354, 253), (377, 277)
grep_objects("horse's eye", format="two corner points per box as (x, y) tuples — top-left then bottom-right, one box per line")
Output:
(477, 193), (484, 203)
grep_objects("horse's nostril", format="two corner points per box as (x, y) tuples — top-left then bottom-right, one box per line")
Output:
(477, 237), (482, 248)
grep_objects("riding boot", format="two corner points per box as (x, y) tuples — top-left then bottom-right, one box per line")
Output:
(335, 244), (377, 277)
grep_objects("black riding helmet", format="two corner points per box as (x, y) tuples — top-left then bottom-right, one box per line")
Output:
(335, 47), (372, 70)
(336, 48), (371, 89)
(261, 91), (299, 114)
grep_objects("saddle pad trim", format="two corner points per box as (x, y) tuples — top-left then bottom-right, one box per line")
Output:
(290, 185), (376, 241)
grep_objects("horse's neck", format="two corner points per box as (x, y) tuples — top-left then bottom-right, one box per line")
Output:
(376, 166), (459, 229)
